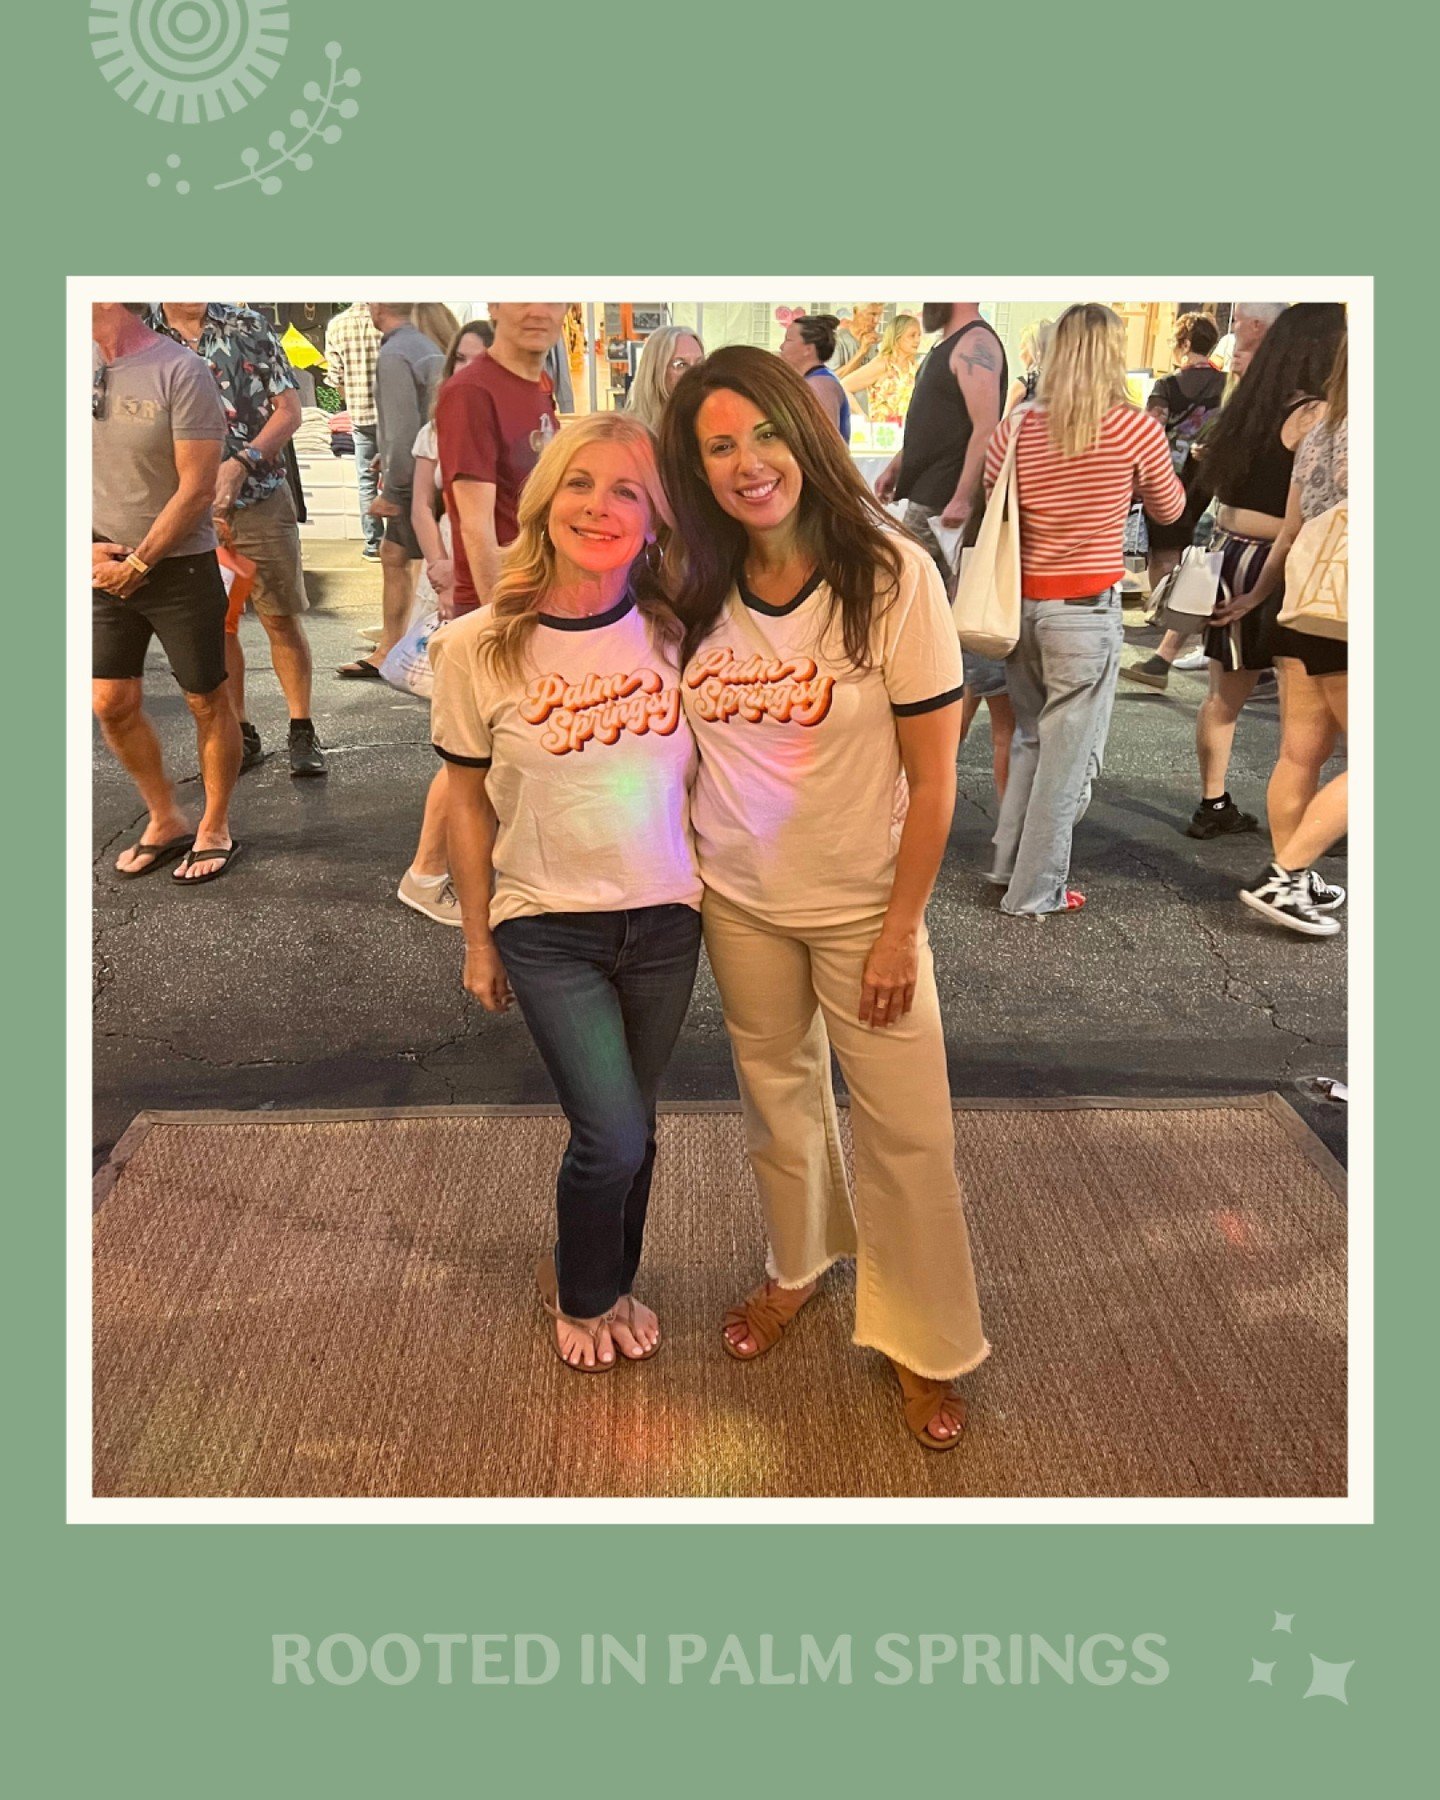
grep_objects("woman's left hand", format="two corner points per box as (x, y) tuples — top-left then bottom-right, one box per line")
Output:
(859, 929), (918, 1029)
(1210, 585), (1264, 627)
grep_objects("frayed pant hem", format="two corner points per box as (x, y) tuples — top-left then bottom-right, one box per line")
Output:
(763, 1250), (851, 1290)
(853, 1333), (993, 1383)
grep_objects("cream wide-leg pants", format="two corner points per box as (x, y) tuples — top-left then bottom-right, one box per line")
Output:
(702, 889), (990, 1381)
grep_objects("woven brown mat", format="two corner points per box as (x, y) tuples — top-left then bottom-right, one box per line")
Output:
(92, 1095), (1346, 1499)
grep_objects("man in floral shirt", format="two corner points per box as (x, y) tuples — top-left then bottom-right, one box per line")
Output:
(147, 303), (325, 776)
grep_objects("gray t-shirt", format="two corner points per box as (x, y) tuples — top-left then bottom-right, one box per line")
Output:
(92, 335), (227, 557)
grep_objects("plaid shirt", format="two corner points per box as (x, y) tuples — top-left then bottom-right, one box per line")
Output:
(323, 303), (382, 428)
(145, 304), (297, 509)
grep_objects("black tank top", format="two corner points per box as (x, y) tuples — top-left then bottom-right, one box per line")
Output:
(894, 321), (1008, 510)
(1220, 397), (1317, 518)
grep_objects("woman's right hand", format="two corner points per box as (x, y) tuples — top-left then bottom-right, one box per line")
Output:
(463, 942), (513, 1013)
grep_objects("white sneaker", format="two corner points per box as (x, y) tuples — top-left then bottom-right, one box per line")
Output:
(1172, 649), (1209, 672)
(397, 869), (463, 927)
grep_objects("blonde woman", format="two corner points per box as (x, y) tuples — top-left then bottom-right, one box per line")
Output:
(414, 302), (462, 355)
(842, 312), (923, 423)
(983, 305), (1185, 916)
(430, 416), (702, 1371)
(1005, 317), (1054, 415)
(626, 324), (706, 434)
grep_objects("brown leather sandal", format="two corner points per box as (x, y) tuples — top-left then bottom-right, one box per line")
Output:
(890, 1360), (968, 1451)
(609, 1293), (660, 1362)
(536, 1253), (615, 1373)
(721, 1278), (817, 1362)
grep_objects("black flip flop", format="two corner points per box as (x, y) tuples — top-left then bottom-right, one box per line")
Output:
(171, 841), (243, 886)
(335, 659), (383, 680)
(116, 833), (194, 879)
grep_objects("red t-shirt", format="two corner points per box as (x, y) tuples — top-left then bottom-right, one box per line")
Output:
(435, 352), (558, 610)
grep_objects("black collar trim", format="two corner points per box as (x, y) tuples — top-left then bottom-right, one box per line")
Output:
(738, 570), (824, 617)
(536, 592), (635, 631)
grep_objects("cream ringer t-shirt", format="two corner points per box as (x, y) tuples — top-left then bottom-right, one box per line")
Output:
(682, 533), (963, 927)
(430, 594), (702, 928)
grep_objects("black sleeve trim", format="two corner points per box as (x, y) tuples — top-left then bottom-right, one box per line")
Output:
(892, 685), (965, 718)
(433, 745), (492, 767)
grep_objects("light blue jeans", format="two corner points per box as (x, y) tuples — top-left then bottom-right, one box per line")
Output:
(991, 588), (1123, 915)
(350, 420), (383, 551)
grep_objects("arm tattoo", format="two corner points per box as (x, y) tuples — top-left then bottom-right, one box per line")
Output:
(957, 338), (998, 373)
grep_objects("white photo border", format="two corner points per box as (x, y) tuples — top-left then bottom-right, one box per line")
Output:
(69, 275), (1372, 1525)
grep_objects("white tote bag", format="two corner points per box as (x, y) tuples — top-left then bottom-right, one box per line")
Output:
(1149, 546), (1224, 635)
(379, 610), (441, 699)
(952, 418), (1022, 658)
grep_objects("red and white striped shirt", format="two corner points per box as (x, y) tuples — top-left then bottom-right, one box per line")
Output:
(983, 404), (1185, 599)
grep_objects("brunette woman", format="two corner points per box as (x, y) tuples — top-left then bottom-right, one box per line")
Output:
(659, 347), (986, 1451)
(431, 415), (702, 1370)
(1232, 333), (1349, 936)
(1185, 303), (1346, 838)
(778, 313), (852, 440)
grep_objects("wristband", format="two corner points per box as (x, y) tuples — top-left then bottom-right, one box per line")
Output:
(124, 553), (150, 575)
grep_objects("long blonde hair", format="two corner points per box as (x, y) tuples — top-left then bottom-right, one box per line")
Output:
(878, 312), (920, 362)
(1019, 317), (1055, 371)
(479, 414), (679, 683)
(1037, 304), (1133, 456)
(414, 302), (461, 353)
(1324, 332), (1348, 430)
(626, 325), (705, 433)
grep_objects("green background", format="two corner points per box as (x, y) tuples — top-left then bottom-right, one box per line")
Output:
(21, 1), (1420, 1790)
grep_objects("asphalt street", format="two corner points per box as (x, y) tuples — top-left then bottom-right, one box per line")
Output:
(91, 552), (1349, 1166)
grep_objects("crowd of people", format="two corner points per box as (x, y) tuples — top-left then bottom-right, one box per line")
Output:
(91, 295), (1350, 1448)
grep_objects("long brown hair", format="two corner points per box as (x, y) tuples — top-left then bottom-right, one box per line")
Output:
(476, 414), (679, 685)
(1324, 333), (1348, 430)
(1199, 304), (1346, 501)
(657, 345), (907, 668)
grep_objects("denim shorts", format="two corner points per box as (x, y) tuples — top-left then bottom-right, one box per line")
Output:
(962, 649), (1009, 699)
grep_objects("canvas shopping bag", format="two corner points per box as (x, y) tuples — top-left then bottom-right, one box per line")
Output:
(952, 418), (1021, 658)
(1277, 503), (1348, 640)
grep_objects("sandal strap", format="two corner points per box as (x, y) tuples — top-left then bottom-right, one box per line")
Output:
(891, 1361), (966, 1439)
(723, 1281), (812, 1353)
(536, 1254), (614, 1343)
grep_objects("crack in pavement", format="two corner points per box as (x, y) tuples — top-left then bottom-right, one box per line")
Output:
(1113, 836), (1329, 1057)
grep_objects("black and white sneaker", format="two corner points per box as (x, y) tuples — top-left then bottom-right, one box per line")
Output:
(1239, 864), (1340, 937)
(1307, 871), (1347, 911)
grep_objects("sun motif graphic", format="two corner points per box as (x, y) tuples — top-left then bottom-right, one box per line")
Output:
(90, 1), (291, 125)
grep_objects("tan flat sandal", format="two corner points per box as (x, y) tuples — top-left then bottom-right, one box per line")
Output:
(721, 1277), (817, 1362)
(536, 1252), (616, 1374)
(890, 1360), (968, 1452)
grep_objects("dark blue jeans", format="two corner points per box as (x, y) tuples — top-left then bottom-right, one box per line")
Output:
(493, 905), (702, 1318)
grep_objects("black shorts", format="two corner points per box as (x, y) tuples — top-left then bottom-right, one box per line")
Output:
(1272, 626), (1347, 676)
(93, 551), (228, 694)
(383, 508), (422, 559)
